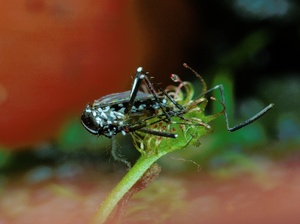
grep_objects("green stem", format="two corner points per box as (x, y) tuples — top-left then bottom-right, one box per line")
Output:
(92, 151), (166, 224)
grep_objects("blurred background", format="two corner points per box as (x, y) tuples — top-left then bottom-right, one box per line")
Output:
(0, 1), (299, 223)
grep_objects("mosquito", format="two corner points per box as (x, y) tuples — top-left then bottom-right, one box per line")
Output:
(81, 67), (184, 139)
(81, 64), (273, 165)
(81, 67), (187, 165)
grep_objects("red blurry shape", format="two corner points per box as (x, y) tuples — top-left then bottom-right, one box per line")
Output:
(0, 1), (140, 149)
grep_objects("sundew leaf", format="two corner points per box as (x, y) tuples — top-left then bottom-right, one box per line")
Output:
(131, 81), (224, 156)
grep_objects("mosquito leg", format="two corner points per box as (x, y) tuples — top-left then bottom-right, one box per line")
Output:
(126, 67), (145, 115)
(125, 112), (171, 133)
(111, 136), (131, 168)
(139, 128), (178, 138)
(142, 75), (173, 121)
(149, 77), (185, 112)
(126, 67), (174, 121)
(204, 84), (274, 132)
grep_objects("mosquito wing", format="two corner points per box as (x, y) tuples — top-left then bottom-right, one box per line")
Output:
(93, 91), (156, 107)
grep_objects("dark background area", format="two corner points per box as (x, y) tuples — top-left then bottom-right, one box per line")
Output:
(0, 1), (299, 223)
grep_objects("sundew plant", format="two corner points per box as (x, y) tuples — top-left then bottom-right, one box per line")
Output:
(84, 64), (273, 224)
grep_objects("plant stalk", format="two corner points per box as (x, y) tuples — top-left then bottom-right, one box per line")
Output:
(92, 152), (166, 224)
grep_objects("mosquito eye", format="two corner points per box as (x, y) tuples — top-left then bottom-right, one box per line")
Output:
(81, 113), (99, 135)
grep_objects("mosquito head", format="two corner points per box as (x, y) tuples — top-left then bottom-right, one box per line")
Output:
(81, 104), (101, 135)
